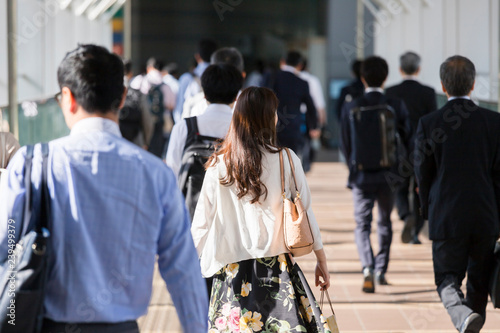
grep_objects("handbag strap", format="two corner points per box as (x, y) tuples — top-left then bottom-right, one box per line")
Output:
(320, 289), (336, 315)
(279, 148), (300, 199)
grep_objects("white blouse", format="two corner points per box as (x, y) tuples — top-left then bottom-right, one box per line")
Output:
(191, 149), (323, 278)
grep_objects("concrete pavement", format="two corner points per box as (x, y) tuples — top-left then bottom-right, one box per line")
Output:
(138, 161), (500, 332)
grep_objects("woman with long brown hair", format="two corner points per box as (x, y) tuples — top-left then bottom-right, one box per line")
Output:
(191, 87), (331, 332)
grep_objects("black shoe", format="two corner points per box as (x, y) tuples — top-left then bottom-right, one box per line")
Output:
(362, 267), (375, 293)
(409, 236), (422, 244)
(460, 313), (483, 333)
(401, 216), (416, 244)
(375, 271), (389, 285)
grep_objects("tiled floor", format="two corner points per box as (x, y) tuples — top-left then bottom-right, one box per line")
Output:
(138, 161), (500, 332)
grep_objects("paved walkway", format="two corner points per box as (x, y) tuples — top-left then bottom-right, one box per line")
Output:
(138, 161), (500, 332)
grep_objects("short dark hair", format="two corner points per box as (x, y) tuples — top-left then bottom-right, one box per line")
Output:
(210, 47), (245, 73)
(198, 39), (218, 63)
(57, 44), (124, 114)
(201, 64), (243, 104)
(123, 59), (132, 76)
(400, 52), (421, 75)
(360, 56), (388, 87)
(352, 59), (362, 79)
(440, 55), (476, 97)
(285, 51), (303, 67)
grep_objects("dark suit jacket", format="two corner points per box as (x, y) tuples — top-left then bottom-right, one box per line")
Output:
(386, 80), (437, 134)
(335, 79), (364, 121)
(340, 91), (411, 191)
(265, 70), (318, 151)
(415, 98), (500, 240)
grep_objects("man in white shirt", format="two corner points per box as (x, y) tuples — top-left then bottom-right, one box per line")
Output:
(166, 63), (243, 179)
(182, 47), (245, 119)
(130, 58), (176, 157)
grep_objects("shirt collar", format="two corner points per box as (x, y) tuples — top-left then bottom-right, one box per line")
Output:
(365, 87), (384, 94)
(402, 75), (419, 81)
(70, 117), (122, 137)
(448, 96), (471, 101)
(194, 62), (209, 77)
(206, 103), (233, 114)
(281, 65), (298, 75)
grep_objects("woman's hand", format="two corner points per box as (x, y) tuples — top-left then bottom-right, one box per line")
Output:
(314, 249), (330, 290)
(315, 260), (330, 291)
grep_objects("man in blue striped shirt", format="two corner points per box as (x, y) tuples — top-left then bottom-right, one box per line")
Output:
(0, 44), (208, 332)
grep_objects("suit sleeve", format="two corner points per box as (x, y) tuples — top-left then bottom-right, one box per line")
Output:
(336, 87), (348, 121)
(414, 119), (435, 220)
(303, 84), (318, 132)
(339, 101), (352, 164)
(426, 89), (438, 115)
(397, 100), (413, 153)
(493, 119), (500, 232)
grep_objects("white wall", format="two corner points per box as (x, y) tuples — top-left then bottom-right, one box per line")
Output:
(372, 0), (499, 103)
(0, 0), (113, 107)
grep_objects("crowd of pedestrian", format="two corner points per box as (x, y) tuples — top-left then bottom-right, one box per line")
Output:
(0, 39), (498, 333)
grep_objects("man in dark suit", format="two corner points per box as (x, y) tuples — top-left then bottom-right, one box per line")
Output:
(264, 51), (319, 163)
(336, 59), (364, 121)
(415, 55), (500, 333)
(340, 56), (411, 293)
(386, 52), (437, 244)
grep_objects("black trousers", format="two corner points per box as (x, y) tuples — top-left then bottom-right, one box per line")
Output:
(41, 318), (139, 333)
(433, 234), (497, 330)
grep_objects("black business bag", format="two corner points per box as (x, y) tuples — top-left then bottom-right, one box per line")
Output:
(0, 143), (50, 332)
(349, 96), (398, 171)
(490, 238), (500, 308)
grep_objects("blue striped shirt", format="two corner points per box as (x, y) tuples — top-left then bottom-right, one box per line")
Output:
(0, 118), (208, 331)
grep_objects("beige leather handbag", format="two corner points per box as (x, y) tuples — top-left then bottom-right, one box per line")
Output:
(279, 148), (314, 257)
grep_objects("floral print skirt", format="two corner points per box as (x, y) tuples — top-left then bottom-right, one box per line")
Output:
(208, 253), (332, 333)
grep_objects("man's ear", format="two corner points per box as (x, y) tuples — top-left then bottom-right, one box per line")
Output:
(471, 80), (475, 92)
(62, 86), (78, 114)
(441, 82), (447, 94)
(118, 87), (127, 109)
(361, 77), (368, 88)
(242, 71), (246, 79)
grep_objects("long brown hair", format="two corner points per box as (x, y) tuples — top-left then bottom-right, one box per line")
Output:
(207, 87), (280, 203)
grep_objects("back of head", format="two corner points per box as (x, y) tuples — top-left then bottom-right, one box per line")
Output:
(146, 57), (163, 70)
(352, 59), (362, 79)
(213, 87), (280, 203)
(123, 59), (133, 76)
(400, 52), (421, 75)
(162, 62), (178, 76)
(285, 51), (303, 67)
(440, 55), (475, 97)
(201, 64), (243, 104)
(57, 44), (124, 114)
(210, 47), (245, 73)
(198, 39), (218, 63)
(360, 56), (388, 87)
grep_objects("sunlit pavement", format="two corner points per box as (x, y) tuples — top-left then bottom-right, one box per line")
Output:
(138, 157), (500, 332)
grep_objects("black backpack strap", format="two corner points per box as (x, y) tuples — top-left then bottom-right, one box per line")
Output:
(39, 143), (50, 232)
(21, 145), (34, 240)
(184, 116), (221, 153)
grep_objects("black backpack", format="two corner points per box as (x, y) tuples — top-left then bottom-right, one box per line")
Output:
(148, 83), (165, 117)
(349, 96), (398, 171)
(178, 117), (221, 219)
(119, 88), (143, 142)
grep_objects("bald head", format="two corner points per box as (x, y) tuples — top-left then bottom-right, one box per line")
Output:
(440, 55), (475, 97)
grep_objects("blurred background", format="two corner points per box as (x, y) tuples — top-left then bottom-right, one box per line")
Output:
(1, 0), (499, 148)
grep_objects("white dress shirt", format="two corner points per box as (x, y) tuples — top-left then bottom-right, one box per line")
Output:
(299, 71), (326, 110)
(191, 149), (324, 277)
(165, 103), (233, 178)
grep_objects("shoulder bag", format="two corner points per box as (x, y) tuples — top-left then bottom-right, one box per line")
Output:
(280, 147), (314, 257)
(0, 143), (50, 333)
